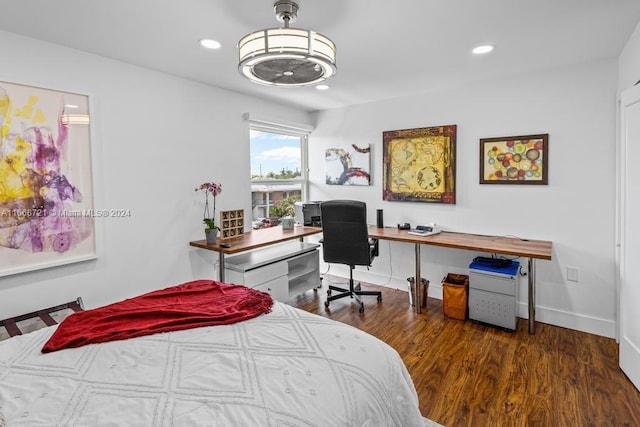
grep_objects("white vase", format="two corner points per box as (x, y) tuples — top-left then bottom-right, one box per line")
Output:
(205, 228), (218, 244)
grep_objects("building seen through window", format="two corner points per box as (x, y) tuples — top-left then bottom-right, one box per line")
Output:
(250, 129), (307, 229)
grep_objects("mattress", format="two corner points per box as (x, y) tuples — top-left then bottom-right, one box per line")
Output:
(0, 302), (427, 426)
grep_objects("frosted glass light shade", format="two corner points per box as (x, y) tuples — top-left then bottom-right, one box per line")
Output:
(238, 27), (336, 86)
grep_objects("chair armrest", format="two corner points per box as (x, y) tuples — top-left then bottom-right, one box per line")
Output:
(369, 238), (379, 259)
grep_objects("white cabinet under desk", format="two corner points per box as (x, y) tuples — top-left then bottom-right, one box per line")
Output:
(223, 241), (320, 302)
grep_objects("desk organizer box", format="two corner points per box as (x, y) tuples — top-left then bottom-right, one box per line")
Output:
(220, 209), (244, 240)
(468, 259), (520, 330)
(442, 273), (469, 320)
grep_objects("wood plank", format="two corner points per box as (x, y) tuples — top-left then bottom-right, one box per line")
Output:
(189, 225), (322, 254)
(67, 300), (83, 312)
(1, 319), (22, 337)
(368, 226), (553, 260)
(37, 310), (57, 326)
(292, 278), (640, 426)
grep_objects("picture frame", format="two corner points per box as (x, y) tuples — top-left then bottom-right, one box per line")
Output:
(479, 134), (548, 185)
(0, 80), (96, 277)
(382, 125), (456, 204)
(325, 143), (371, 186)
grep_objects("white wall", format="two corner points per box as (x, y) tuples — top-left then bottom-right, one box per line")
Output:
(309, 59), (618, 338)
(0, 31), (311, 318)
(619, 20), (640, 91)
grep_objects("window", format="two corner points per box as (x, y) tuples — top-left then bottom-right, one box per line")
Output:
(250, 127), (308, 229)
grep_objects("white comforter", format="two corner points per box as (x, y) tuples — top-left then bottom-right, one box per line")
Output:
(0, 302), (426, 426)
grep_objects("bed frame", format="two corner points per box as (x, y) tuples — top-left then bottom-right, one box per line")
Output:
(0, 297), (84, 339)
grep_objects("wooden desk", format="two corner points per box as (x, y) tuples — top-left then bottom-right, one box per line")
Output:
(367, 226), (553, 334)
(191, 224), (552, 334)
(189, 226), (323, 282)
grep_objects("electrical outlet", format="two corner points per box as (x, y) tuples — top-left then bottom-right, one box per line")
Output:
(567, 266), (580, 282)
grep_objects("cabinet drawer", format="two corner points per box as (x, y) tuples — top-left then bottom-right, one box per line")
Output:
(254, 276), (289, 302)
(226, 261), (287, 286)
(244, 261), (287, 285)
(469, 288), (517, 330)
(469, 270), (518, 296)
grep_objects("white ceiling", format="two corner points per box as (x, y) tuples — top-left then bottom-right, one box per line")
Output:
(2, 0), (640, 112)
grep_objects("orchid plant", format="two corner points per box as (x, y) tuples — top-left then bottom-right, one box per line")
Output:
(195, 182), (222, 231)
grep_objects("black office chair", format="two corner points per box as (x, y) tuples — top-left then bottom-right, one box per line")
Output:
(320, 200), (382, 313)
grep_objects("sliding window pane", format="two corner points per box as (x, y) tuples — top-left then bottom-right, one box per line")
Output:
(250, 130), (305, 229)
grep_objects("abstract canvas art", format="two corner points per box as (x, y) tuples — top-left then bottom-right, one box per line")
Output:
(325, 143), (371, 185)
(0, 81), (95, 276)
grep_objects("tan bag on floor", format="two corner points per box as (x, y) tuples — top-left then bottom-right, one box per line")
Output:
(442, 273), (469, 320)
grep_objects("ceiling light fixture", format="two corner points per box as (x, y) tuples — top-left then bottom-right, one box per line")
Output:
(238, 0), (337, 87)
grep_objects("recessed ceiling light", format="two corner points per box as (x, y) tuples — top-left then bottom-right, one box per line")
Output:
(316, 84), (330, 91)
(199, 39), (221, 49)
(472, 45), (494, 55)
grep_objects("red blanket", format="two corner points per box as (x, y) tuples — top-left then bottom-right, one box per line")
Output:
(42, 280), (273, 353)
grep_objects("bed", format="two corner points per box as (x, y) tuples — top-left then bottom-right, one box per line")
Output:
(0, 280), (431, 426)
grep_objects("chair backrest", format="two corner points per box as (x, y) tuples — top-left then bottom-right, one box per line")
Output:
(320, 200), (371, 267)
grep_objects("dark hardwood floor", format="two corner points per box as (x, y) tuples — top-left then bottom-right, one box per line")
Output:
(290, 278), (640, 427)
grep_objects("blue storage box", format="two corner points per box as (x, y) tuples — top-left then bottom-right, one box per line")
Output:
(468, 259), (520, 276)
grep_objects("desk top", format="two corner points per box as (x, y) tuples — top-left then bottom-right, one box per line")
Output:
(367, 226), (552, 260)
(189, 225), (322, 255)
(189, 224), (552, 260)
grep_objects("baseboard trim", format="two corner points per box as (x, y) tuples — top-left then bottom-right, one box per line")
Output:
(518, 302), (616, 338)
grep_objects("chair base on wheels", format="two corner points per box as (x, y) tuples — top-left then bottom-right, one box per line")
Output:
(324, 268), (382, 313)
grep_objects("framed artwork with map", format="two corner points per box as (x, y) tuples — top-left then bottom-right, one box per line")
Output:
(382, 125), (456, 204)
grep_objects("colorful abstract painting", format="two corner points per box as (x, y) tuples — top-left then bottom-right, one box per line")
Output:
(325, 144), (371, 185)
(0, 81), (95, 276)
(479, 134), (548, 184)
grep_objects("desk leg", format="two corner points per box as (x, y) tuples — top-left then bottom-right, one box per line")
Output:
(528, 257), (536, 334)
(415, 243), (422, 314)
(219, 252), (226, 282)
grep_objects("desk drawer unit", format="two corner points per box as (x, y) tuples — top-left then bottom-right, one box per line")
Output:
(225, 260), (289, 301)
(468, 261), (520, 331)
(224, 242), (320, 302)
